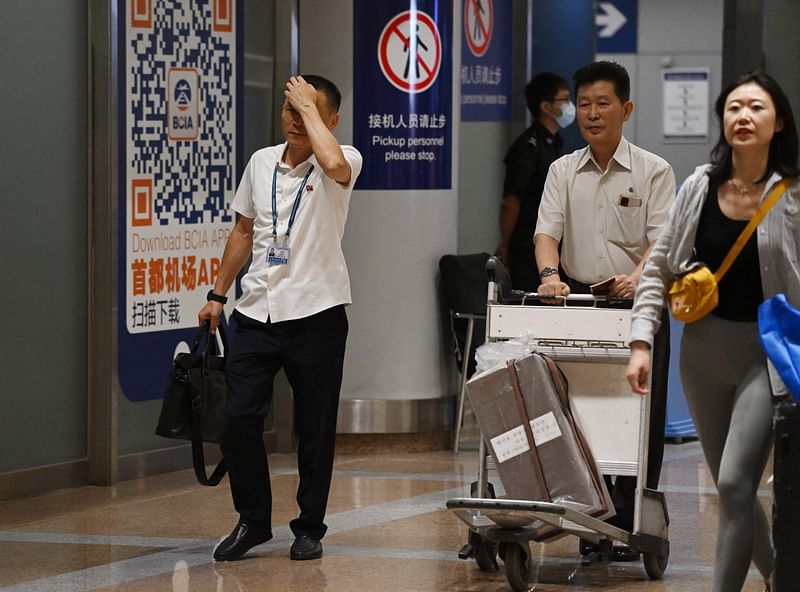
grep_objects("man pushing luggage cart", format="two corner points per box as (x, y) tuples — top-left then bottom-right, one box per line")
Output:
(447, 257), (670, 592)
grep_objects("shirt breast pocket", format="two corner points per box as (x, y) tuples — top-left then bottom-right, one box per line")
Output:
(604, 197), (646, 247)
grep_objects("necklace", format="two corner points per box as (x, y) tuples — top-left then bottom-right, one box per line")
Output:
(729, 177), (763, 196)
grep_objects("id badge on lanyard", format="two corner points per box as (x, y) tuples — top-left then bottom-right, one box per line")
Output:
(268, 163), (314, 267)
(267, 241), (291, 266)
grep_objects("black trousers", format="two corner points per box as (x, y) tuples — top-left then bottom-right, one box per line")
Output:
(566, 277), (669, 532)
(221, 305), (348, 541)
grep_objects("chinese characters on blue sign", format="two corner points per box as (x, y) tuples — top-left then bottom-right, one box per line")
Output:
(354, 0), (453, 190)
(461, 0), (512, 122)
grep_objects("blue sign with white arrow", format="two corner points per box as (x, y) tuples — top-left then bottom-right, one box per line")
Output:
(596, 0), (637, 54)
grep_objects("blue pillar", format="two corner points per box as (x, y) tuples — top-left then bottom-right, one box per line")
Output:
(530, 0), (595, 152)
(665, 318), (697, 440)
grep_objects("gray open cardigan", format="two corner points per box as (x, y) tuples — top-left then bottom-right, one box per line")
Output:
(629, 164), (800, 395)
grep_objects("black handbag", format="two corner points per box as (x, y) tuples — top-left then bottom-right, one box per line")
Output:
(156, 320), (228, 486)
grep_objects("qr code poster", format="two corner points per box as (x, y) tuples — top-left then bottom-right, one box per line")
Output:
(122, 0), (238, 335)
(119, 0), (241, 402)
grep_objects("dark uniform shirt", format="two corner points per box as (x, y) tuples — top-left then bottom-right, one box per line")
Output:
(503, 122), (563, 245)
(502, 121), (563, 290)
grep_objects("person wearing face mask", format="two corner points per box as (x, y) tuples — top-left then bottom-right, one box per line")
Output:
(626, 71), (800, 592)
(495, 72), (574, 291)
(535, 61), (675, 562)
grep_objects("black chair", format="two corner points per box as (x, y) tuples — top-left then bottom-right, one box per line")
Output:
(439, 252), (490, 452)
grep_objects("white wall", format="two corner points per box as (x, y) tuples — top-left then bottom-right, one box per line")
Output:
(457, 121), (508, 255)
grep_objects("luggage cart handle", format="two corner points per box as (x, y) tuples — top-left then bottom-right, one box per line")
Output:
(484, 257), (632, 308)
(519, 293), (632, 307)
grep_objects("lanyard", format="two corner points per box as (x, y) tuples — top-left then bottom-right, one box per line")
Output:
(271, 163), (315, 241)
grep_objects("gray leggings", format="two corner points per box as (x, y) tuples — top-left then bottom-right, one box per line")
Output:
(681, 314), (773, 591)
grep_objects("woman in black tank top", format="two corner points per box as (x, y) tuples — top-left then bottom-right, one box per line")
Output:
(628, 71), (800, 592)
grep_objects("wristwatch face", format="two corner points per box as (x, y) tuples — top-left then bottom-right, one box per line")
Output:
(539, 267), (558, 278)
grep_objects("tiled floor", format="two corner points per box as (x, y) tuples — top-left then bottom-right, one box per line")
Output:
(0, 440), (772, 591)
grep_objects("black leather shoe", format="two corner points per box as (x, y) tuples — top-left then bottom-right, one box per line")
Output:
(213, 521), (272, 561)
(290, 535), (323, 560)
(612, 545), (640, 562)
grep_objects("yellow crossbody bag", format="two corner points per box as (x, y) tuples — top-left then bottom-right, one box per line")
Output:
(668, 178), (790, 323)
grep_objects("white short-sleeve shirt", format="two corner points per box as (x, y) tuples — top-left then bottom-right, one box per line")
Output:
(232, 143), (363, 323)
(534, 136), (675, 284)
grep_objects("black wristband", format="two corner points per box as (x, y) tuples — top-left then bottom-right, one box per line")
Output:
(207, 290), (228, 304)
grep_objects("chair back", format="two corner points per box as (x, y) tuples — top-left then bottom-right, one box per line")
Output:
(439, 253), (490, 377)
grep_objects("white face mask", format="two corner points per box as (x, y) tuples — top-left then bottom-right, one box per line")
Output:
(554, 101), (576, 128)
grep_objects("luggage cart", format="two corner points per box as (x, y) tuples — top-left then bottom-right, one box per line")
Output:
(448, 259), (670, 592)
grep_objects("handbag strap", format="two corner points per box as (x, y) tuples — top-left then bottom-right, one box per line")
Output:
(193, 320), (229, 355)
(191, 322), (207, 353)
(200, 320), (229, 368)
(192, 320), (229, 486)
(190, 428), (227, 485)
(714, 178), (791, 282)
(190, 375), (227, 486)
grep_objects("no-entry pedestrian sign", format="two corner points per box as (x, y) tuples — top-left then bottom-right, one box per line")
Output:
(354, 1), (453, 190)
(378, 10), (442, 93)
(461, 0), (510, 122)
(464, 0), (493, 57)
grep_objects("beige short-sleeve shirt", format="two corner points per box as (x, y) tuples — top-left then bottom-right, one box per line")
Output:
(534, 136), (675, 284)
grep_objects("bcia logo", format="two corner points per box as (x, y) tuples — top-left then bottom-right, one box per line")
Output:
(168, 68), (199, 140)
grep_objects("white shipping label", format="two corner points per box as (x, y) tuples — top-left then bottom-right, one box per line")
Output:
(490, 425), (530, 463)
(530, 411), (563, 446)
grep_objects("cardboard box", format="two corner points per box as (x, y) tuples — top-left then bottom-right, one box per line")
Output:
(466, 353), (614, 536)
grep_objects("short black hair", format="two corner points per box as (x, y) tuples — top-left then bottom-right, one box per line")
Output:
(301, 74), (342, 113)
(524, 72), (569, 118)
(709, 71), (800, 185)
(572, 61), (630, 103)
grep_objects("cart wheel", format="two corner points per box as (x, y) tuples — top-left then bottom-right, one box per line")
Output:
(504, 543), (530, 592)
(498, 541), (508, 562)
(474, 541), (499, 572)
(643, 550), (668, 579)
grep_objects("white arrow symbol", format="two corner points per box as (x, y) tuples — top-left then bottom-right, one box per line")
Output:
(596, 2), (627, 38)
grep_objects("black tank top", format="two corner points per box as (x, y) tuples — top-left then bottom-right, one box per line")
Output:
(694, 183), (763, 321)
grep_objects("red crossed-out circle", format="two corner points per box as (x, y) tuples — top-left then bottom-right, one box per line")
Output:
(378, 10), (442, 94)
(464, 0), (493, 57)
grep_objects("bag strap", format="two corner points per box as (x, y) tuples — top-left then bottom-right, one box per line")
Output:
(190, 425), (227, 485)
(714, 178), (791, 282)
(539, 353), (613, 515)
(190, 371), (227, 486)
(506, 361), (551, 502)
(191, 320), (229, 486)
(191, 322), (207, 353)
(200, 321), (229, 368)
(541, 355), (570, 410)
